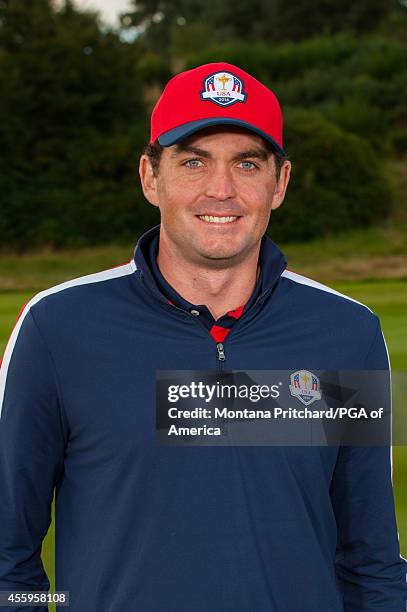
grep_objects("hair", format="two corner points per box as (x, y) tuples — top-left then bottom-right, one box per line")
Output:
(143, 138), (288, 180)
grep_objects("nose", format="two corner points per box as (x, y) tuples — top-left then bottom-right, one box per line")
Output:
(205, 165), (236, 201)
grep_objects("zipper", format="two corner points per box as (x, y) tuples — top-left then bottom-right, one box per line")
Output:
(216, 343), (226, 370)
(212, 286), (275, 371)
(159, 281), (277, 373)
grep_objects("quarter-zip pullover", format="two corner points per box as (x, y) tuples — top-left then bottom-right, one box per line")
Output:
(0, 223), (406, 611)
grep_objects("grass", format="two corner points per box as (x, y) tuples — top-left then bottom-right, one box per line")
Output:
(0, 253), (406, 608)
(0, 221), (405, 293)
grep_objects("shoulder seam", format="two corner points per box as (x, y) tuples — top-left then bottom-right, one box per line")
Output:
(281, 270), (373, 313)
(30, 261), (136, 309)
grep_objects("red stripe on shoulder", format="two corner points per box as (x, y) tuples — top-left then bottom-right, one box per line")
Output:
(0, 300), (29, 368)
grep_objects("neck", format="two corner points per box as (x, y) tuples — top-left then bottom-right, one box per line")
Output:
(156, 236), (261, 321)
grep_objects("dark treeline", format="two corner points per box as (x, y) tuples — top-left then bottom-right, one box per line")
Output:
(124, 0), (395, 50)
(0, 0), (406, 250)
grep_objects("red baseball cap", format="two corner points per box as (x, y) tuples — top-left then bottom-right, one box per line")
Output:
(150, 62), (285, 156)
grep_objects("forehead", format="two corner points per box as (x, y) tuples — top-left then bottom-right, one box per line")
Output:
(165, 125), (271, 156)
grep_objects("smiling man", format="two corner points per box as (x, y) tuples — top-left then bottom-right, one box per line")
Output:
(139, 124), (290, 322)
(0, 63), (406, 612)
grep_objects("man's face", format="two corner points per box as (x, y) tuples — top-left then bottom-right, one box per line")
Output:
(139, 126), (291, 267)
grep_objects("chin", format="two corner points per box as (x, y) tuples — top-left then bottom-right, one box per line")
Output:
(195, 246), (243, 263)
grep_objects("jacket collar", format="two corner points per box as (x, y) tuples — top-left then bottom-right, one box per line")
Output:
(133, 223), (287, 306)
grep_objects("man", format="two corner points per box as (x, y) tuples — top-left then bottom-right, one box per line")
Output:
(0, 62), (406, 611)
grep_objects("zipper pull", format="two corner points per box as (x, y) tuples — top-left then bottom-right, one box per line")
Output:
(216, 343), (226, 362)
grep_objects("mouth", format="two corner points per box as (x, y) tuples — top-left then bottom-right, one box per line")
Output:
(195, 214), (242, 225)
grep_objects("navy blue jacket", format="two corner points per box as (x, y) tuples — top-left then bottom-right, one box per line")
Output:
(0, 223), (406, 611)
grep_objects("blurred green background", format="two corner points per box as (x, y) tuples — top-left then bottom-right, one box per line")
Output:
(0, 0), (406, 608)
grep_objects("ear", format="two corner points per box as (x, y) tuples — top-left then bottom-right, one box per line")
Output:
(139, 154), (159, 207)
(271, 160), (291, 211)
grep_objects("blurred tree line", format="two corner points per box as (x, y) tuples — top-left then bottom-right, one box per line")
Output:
(0, 0), (406, 250)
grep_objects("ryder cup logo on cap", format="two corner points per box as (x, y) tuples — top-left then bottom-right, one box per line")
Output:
(200, 71), (247, 107)
(150, 62), (285, 156)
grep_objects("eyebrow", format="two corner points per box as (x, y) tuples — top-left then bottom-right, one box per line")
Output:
(171, 144), (269, 162)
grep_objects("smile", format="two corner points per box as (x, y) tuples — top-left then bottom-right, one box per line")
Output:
(197, 215), (239, 224)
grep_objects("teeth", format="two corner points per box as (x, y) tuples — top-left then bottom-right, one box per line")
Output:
(198, 215), (238, 224)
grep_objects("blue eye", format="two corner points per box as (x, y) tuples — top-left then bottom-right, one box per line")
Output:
(239, 161), (257, 171)
(185, 159), (203, 168)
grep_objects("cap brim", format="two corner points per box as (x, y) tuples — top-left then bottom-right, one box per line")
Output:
(157, 118), (286, 156)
